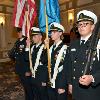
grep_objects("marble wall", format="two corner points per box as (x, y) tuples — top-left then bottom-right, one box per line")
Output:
(0, 5), (16, 60)
(0, 5), (16, 51)
(60, 0), (100, 33)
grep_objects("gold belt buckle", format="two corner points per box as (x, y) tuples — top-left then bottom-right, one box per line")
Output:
(47, 81), (52, 86)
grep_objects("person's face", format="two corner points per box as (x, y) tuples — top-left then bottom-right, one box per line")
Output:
(32, 34), (42, 44)
(17, 31), (22, 38)
(77, 21), (95, 37)
(51, 30), (62, 41)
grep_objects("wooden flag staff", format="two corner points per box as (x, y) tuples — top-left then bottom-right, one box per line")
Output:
(45, 6), (51, 83)
(25, 1), (33, 74)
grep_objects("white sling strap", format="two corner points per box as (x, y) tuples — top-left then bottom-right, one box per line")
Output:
(50, 45), (67, 88)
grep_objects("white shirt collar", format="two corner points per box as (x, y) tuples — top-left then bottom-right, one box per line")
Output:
(81, 33), (92, 43)
(20, 37), (24, 41)
(54, 40), (62, 48)
(36, 42), (42, 48)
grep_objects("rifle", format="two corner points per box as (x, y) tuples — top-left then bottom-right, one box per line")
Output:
(83, 19), (100, 75)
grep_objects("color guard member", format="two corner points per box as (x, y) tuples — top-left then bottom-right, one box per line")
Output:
(8, 27), (34, 100)
(25, 27), (48, 100)
(45, 22), (69, 100)
(68, 10), (100, 100)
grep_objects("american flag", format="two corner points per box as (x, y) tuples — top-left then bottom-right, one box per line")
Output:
(13, 0), (37, 36)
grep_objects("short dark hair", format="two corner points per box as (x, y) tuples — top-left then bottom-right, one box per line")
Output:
(16, 27), (22, 33)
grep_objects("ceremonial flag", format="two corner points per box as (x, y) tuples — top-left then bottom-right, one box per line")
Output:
(39, 0), (60, 34)
(13, 0), (37, 36)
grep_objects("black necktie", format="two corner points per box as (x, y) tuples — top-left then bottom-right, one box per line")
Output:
(51, 44), (56, 78)
(51, 44), (56, 58)
(52, 44), (56, 52)
(51, 44), (56, 63)
(33, 45), (36, 51)
(81, 40), (85, 46)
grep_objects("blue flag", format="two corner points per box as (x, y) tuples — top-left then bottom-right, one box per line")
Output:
(39, 0), (60, 34)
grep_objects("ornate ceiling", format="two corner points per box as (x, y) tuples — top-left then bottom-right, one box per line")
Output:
(0, 0), (70, 7)
(59, 0), (70, 4)
(0, 0), (13, 6)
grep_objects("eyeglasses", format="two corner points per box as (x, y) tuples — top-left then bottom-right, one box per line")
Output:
(77, 22), (92, 28)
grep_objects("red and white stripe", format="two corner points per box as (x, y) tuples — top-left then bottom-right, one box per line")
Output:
(13, 0), (37, 36)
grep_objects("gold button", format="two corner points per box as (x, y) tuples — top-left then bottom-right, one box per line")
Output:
(73, 76), (75, 79)
(82, 62), (84, 64)
(74, 68), (75, 71)
(90, 66), (92, 70)
(93, 58), (95, 61)
(74, 61), (76, 63)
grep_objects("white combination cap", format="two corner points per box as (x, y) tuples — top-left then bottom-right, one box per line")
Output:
(77, 10), (97, 24)
(50, 22), (65, 33)
(31, 27), (42, 35)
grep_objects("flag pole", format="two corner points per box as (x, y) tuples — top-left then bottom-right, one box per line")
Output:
(45, 6), (51, 83)
(25, 0), (33, 73)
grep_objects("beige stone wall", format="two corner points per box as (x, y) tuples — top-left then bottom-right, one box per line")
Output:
(60, 1), (100, 33)
(5, 14), (16, 50)
(0, 13), (16, 50)
(0, 4), (16, 50)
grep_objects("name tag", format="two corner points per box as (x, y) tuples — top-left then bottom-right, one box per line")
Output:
(71, 48), (76, 52)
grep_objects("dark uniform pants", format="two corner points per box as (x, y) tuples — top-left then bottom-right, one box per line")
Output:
(20, 76), (34, 100)
(34, 85), (48, 100)
(48, 87), (67, 100)
(31, 78), (48, 100)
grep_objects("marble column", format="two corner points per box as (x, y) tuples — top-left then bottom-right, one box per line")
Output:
(0, 23), (6, 48)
